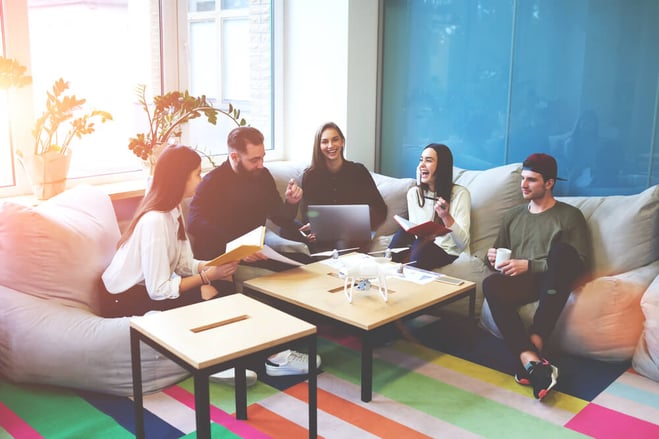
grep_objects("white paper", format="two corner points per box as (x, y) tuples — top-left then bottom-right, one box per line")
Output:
(260, 245), (304, 266)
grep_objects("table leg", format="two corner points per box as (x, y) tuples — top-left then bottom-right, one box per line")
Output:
(193, 373), (211, 439)
(361, 331), (373, 402)
(469, 288), (476, 319)
(235, 364), (247, 420)
(130, 328), (145, 439)
(308, 334), (317, 438)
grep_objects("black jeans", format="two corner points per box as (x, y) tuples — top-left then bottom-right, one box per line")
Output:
(482, 241), (586, 358)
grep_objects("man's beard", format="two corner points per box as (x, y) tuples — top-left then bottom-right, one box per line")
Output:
(236, 159), (262, 176)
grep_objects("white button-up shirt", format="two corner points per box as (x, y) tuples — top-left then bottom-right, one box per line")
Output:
(102, 207), (203, 301)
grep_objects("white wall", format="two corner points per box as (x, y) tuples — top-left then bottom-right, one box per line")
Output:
(281, 0), (379, 169)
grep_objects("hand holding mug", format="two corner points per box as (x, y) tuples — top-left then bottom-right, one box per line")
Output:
(494, 248), (512, 271)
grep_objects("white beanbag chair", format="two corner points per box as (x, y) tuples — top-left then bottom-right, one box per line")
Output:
(0, 185), (188, 395)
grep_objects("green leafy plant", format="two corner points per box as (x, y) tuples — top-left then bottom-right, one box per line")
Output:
(32, 78), (113, 155)
(128, 84), (247, 168)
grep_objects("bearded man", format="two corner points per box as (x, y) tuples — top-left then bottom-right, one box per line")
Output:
(187, 126), (305, 269)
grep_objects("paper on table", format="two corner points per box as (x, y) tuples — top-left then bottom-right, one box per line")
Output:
(401, 266), (439, 284)
(259, 245), (304, 267)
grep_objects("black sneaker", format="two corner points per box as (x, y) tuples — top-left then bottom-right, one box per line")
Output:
(514, 366), (531, 386)
(527, 359), (559, 400)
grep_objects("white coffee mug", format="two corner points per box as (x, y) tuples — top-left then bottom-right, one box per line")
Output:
(495, 248), (512, 271)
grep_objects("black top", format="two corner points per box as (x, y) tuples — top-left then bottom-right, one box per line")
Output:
(187, 160), (298, 260)
(301, 160), (387, 231)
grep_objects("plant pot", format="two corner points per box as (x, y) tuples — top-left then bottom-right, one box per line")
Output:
(21, 150), (72, 200)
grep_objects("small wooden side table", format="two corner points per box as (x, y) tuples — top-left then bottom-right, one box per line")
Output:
(130, 293), (317, 439)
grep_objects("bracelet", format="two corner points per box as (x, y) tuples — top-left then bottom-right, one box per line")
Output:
(199, 270), (211, 285)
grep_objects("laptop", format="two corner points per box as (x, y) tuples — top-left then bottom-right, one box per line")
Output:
(306, 204), (372, 250)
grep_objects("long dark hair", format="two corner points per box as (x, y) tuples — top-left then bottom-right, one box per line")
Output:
(118, 145), (201, 248)
(309, 121), (345, 171)
(416, 143), (454, 208)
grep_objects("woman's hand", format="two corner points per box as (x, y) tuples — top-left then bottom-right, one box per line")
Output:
(299, 223), (316, 242)
(434, 197), (454, 227)
(200, 284), (219, 300)
(203, 261), (239, 281)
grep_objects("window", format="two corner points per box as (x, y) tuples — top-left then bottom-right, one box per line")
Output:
(0, 28), (13, 188)
(0, 0), (275, 198)
(184, 0), (273, 159)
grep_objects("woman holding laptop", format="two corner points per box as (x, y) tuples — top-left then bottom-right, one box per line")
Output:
(299, 122), (388, 251)
(388, 143), (471, 270)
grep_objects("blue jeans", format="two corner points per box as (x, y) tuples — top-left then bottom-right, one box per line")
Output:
(388, 227), (457, 270)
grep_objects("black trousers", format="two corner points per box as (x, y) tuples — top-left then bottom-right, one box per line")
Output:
(99, 280), (235, 318)
(482, 241), (586, 358)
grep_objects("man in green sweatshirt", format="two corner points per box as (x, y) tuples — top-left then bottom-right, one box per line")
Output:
(483, 153), (591, 400)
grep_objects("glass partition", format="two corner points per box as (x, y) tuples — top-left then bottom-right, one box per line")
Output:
(381, 0), (659, 195)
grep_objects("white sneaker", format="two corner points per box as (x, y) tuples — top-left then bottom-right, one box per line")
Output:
(265, 350), (322, 376)
(209, 368), (258, 386)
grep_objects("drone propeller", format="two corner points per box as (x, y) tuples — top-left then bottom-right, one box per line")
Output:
(310, 247), (360, 258)
(368, 247), (408, 255)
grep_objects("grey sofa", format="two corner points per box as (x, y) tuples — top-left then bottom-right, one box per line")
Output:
(264, 161), (659, 372)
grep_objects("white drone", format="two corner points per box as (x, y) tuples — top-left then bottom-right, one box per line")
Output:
(336, 249), (408, 304)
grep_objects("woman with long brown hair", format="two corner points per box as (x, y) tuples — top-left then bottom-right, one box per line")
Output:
(299, 121), (387, 251)
(388, 143), (471, 270)
(101, 145), (238, 318)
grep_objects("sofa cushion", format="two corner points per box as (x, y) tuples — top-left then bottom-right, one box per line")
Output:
(633, 274), (659, 381)
(552, 261), (658, 361)
(558, 185), (659, 277)
(453, 163), (524, 258)
(481, 260), (659, 362)
(371, 173), (416, 236)
(0, 286), (188, 396)
(0, 185), (120, 313)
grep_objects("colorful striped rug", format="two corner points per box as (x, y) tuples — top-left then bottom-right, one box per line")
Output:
(2, 318), (659, 438)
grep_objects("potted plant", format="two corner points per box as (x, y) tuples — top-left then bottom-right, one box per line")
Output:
(19, 78), (113, 199)
(128, 84), (247, 174)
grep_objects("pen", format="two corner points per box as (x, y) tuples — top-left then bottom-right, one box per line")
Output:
(424, 196), (447, 210)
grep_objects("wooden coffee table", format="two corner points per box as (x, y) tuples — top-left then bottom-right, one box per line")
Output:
(244, 254), (475, 402)
(130, 294), (318, 439)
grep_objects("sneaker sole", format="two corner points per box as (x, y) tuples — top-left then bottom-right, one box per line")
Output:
(536, 364), (559, 400)
(210, 372), (258, 386)
(514, 374), (531, 386)
(265, 365), (309, 376)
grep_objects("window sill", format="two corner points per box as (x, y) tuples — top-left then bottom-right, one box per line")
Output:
(1, 179), (146, 206)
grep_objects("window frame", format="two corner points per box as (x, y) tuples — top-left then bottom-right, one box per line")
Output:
(0, 0), (281, 199)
